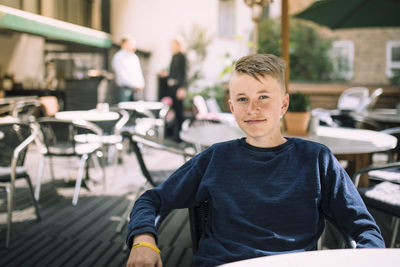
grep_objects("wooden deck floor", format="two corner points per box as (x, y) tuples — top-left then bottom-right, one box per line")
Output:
(0, 143), (193, 267)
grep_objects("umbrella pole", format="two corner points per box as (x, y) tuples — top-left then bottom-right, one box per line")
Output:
(281, 0), (290, 91)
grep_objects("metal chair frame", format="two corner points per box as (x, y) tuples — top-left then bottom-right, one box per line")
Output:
(0, 120), (40, 248)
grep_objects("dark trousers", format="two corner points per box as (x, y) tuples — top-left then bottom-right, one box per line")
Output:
(118, 86), (134, 102)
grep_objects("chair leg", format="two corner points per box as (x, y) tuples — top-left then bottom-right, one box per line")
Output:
(49, 156), (56, 181)
(5, 184), (13, 248)
(72, 154), (89, 206)
(390, 217), (399, 248)
(26, 176), (41, 221)
(35, 154), (45, 201)
(92, 152), (106, 191)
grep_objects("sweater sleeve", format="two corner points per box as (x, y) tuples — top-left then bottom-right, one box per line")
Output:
(319, 149), (385, 248)
(125, 149), (211, 248)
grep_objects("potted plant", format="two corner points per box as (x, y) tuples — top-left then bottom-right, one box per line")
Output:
(284, 92), (311, 135)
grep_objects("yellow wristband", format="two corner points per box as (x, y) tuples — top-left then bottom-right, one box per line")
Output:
(132, 242), (161, 255)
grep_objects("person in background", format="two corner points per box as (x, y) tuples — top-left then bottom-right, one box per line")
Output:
(112, 34), (145, 102)
(162, 37), (187, 142)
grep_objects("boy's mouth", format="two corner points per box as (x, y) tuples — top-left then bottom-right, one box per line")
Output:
(244, 119), (267, 124)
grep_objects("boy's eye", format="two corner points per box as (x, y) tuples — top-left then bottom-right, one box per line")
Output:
(259, 95), (269, 100)
(237, 97), (247, 102)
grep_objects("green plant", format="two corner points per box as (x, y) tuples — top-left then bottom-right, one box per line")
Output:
(390, 69), (400, 86)
(258, 18), (335, 81)
(288, 92), (311, 112)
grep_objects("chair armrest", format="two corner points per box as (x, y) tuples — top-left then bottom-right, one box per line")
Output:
(72, 119), (103, 136)
(132, 133), (195, 159)
(352, 162), (400, 187)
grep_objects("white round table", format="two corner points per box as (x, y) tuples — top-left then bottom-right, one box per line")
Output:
(118, 101), (167, 112)
(220, 248), (400, 267)
(180, 124), (397, 187)
(180, 125), (396, 155)
(55, 110), (119, 122)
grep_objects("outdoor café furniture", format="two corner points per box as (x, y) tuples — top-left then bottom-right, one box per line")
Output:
(35, 117), (105, 206)
(118, 100), (169, 140)
(180, 123), (397, 187)
(313, 87), (382, 128)
(220, 248), (400, 267)
(352, 162), (400, 247)
(0, 119), (40, 248)
(115, 133), (194, 233)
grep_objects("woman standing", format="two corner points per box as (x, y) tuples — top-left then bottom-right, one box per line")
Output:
(166, 37), (187, 142)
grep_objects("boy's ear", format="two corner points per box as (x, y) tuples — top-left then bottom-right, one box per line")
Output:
(228, 99), (235, 113)
(281, 93), (289, 115)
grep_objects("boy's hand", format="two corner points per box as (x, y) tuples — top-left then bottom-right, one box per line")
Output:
(126, 246), (162, 267)
(126, 233), (162, 267)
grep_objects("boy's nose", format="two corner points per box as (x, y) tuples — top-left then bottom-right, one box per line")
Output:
(247, 100), (260, 114)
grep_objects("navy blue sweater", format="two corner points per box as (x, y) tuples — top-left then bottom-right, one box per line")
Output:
(127, 138), (384, 266)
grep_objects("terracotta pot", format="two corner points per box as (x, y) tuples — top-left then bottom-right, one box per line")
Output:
(284, 112), (311, 135)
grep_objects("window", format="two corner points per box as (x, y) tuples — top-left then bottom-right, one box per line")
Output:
(331, 40), (354, 80)
(386, 41), (400, 77)
(218, 0), (235, 37)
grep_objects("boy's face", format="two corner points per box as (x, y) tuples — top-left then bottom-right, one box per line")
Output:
(229, 73), (289, 147)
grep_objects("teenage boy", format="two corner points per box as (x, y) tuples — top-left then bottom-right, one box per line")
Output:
(126, 54), (384, 267)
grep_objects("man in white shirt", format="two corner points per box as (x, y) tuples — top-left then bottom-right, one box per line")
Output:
(112, 35), (145, 102)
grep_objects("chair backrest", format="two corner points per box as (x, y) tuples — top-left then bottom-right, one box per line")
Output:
(365, 88), (383, 110)
(189, 200), (210, 252)
(129, 133), (194, 187)
(37, 117), (76, 153)
(193, 95), (209, 115)
(11, 99), (41, 121)
(337, 87), (369, 111)
(0, 121), (32, 167)
(37, 117), (102, 155)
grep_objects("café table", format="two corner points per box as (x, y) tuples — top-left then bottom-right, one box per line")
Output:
(220, 248), (400, 267)
(55, 109), (119, 122)
(180, 124), (397, 187)
(118, 100), (167, 117)
(118, 101), (169, 139)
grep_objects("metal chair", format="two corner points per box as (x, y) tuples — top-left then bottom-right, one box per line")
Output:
(34, 117), (105, 206)
(116, 132), (194, 233)
(353, 162), (400, 248)
(0, 120), (40, 248)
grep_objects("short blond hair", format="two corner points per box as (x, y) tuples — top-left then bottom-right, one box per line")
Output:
(233, 54), (286, 92)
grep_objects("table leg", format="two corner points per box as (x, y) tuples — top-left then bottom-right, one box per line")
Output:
(335, 153), (371, 187)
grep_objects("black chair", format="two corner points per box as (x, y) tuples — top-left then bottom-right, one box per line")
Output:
(115, 132), (194, 233)
(353, 162), (400, 247)
(35, 117), (105, 206)
(0, 120), (40, 248)
(189, 201), (356, 254)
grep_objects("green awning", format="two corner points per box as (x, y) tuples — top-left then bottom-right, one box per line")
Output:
(0, 5), (112, 48)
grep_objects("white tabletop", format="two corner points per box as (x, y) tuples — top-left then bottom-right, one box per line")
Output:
(55, 110), (119, 122)
(359, 108), (400, 123)
(118, 101), (167, 111)
(220, 248), (400, 267)
(180, 124), (397, 155)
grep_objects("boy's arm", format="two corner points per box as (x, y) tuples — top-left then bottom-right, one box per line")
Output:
(126, 233), (161, 267)
(320, 151), (385, 248)
(126, 151), (210, 248)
